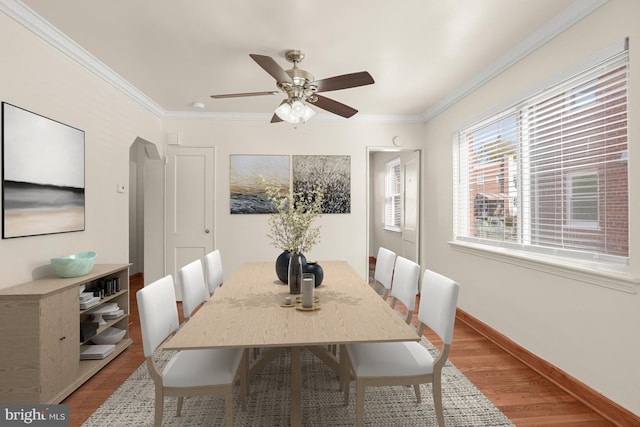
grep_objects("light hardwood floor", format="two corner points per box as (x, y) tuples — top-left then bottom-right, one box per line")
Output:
(63, 272), (616, 427)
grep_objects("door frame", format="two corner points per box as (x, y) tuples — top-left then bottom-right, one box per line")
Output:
(366, 146), (422, 280)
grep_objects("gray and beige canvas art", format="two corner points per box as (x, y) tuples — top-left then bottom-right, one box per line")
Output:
(2, 103), (85, 238)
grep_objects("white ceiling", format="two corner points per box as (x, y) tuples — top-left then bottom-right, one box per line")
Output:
(13, 0), (601, 120)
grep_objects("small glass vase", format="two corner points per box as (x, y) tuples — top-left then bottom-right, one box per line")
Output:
(288, 252), (303, 294)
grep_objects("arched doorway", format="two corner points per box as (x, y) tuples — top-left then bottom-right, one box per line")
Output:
(128, 137), (161, 275)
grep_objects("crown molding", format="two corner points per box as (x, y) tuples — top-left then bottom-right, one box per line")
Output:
(2, 0), (608, 124)
(420, 0), (609, 121)
(0, 0), (167, 117)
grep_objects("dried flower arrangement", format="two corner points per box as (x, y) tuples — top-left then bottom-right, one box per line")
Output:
(264, 180), (323, 254)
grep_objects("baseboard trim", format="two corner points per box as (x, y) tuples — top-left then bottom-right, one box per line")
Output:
(456, 308), (640, 427)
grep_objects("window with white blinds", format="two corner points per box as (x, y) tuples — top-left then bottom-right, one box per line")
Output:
(385, 157), (401, 231)
(453, 47), (629, 263)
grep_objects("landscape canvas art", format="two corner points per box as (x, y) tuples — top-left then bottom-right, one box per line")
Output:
(2, 103), (85, 238)
(293, 155), (351, 214)
(230, 154), (290, 214)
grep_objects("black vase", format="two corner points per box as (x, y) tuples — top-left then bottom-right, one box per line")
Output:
(303, 262), (324, 287)
(276, 251), (307, 284)
(288, 252), (303, 294)
(275, 251), (291, 283)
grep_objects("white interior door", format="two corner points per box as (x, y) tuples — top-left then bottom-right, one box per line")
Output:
(401, 150), (420, 264)
(165, 146), (214, 300)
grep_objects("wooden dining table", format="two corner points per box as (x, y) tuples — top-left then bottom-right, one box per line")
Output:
(163, 260), (419, 426)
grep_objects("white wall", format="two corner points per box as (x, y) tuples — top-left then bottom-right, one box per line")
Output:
(150, 119), (425, 284)
(0, 12), (161, 287)
(422, 0), (640, 415)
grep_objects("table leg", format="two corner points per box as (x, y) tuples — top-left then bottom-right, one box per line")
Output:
(307, 345), (340, 375)
(249, 347), (283, 379)
(291, 346), (302, 426)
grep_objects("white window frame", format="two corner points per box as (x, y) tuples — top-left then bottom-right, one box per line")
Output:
(451, 41), (634, 292)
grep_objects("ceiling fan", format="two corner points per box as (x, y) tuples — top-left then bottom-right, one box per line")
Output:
(210, 50), (374, 124)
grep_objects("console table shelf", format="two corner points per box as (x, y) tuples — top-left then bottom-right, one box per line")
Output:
(0, 264), (132, 404)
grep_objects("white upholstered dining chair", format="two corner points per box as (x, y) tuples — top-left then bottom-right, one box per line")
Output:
(388, 256), (420, 324)
(338, 255), (419, 392)
(136, 275), (246, 427)
(178, 259), (209, 320)
(373, 247), (396, 299)
(204, 249), (224, 295)
(342, 269), (460, 427)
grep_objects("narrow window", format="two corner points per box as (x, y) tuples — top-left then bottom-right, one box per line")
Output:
(385, 157), (401, 231)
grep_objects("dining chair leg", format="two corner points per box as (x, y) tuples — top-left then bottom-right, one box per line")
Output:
(338, 346), (343, 392)
(355, 382), (365, 427)
(225, 390), (234, 427)
(413, 383), (421, 403)
(433, 375), (445, 427)
(154, 387), (163, 427)
(176, 396), (184, 416)
(241, 349), (249, 410)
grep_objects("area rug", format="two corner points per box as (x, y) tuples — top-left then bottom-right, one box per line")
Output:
(83, 337), (514, 426)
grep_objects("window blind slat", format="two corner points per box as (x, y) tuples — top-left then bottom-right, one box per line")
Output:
(454, 48), (628, 262)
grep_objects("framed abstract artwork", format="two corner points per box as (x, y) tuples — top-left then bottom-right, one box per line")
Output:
(293, 155), (351, 214)
(2, 102), (85, 238)
(230, 154), (290, 214)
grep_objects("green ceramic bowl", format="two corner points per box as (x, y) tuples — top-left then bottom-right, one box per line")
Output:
(51, 251), (96, 278)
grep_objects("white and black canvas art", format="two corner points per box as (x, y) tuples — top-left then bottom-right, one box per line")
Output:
(2, 102), (85, 238)
(293, 155), (351, 214)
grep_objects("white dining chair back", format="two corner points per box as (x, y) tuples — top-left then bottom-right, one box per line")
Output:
(204, 249), (224, 295)
(389, 256), (420, 324)
(342, 269), (460, 427)
(418, 270), (459, 346)
(138, 275), (180, 358)
(137, 275), (246, 427)
(373, 247), (396, 299)
(178, 259), (209, 320)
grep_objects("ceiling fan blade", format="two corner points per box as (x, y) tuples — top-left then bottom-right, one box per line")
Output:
(270, 99), (287, 123)
(250, 54), (293, 83)
(312, 71), (374, 93)
(210, 91), (278, 99)
(309, 94), (358, 118)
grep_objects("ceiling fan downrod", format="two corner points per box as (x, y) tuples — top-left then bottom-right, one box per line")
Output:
(279, 50), (317, 103)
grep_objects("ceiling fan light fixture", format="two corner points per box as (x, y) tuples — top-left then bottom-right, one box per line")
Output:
(290, 100), (305, 118)
(275, 102), (292, 121)
(301, 105), (315, 123)
(274, 100), (315, 124)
